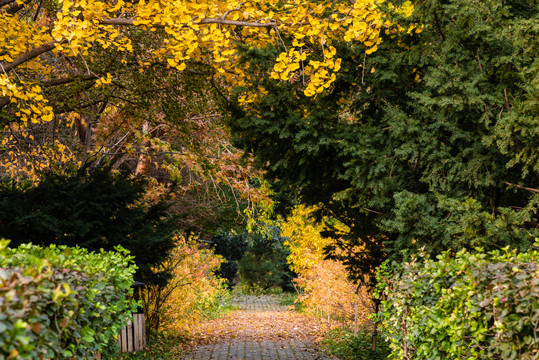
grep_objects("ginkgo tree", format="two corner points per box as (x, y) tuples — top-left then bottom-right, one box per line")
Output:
(0, 0), (417, 126)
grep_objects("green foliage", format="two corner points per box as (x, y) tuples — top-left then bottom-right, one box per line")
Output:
(376, 241), (539, 360)
(0, 239), (138, 359)
(119, 331), (191, 360)
(238, 227), (295, 292)
(227, 0), (539, 284)
(278, 292), (303, 311)
(210, 232), (249, 287)
(0, 166), (176, 285)
(322, 328), (390, 360)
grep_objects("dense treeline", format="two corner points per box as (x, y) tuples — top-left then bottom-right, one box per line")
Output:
(228, 0), (538, 282)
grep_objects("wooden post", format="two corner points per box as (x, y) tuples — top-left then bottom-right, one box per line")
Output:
(119, 282), (146, 353)
(119, 315), (147, 353)
(354, 287), (359, 336)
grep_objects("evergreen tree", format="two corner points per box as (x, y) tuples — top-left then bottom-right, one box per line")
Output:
(0, 167), (176, 284)
(226, 0), (539, 285)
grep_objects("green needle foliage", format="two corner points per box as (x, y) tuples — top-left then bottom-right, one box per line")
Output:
(238, 227), (295, 293)
(226, 0), (539, 285)
(211, 232), (249, 287)
(0, 166), (176, 285)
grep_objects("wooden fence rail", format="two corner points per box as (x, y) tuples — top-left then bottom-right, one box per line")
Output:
(119, 312), (146, 353)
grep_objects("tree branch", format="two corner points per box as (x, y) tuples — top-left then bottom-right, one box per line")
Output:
(32, 0), (43, 21)
(0, 97), (9, 108)
(43, 74), (99, 87)
(5, 0), (32, 15)
(433, 12), (446, 42)
(100, 17), (135, 26)
(101, 17), (286, 28)
(504, 88), (510, 111)
(3, 40), (63, 73)
(198, 18), (280, 27)
(0, 0), (16, 7)
(505, 182), (539, 193)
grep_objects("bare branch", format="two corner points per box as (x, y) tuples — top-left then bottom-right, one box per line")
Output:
(100, 17), (135, 26)
(101, 17), (286, 28)
(32, 0), (43, 21)
(504, 88), (510, 111)
(222, 4), (244, 20)
(363, 208), (383, 215)
(198, 18), (280, 27)
(505, 182), (539, 193)
(476, 50), (483, 73)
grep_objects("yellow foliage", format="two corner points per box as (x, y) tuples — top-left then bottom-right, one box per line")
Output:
(142, 236), (228, 333)
(0, 0), (420, 183)
(0, 113), (77, 182)
(280, 205), (372, 326)
(1, 0), (421, 119)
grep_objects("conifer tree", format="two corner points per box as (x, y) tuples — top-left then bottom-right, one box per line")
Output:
(0, 166), (176, 284)
(226, 0), (539, 284)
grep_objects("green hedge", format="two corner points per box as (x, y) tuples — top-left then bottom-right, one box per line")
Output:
(0, 239), (138, 359)
(376, 241), (539, 360)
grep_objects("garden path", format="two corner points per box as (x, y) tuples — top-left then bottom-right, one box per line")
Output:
(183, 294), (335, 360)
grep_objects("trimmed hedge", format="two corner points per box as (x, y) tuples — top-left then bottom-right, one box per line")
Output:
(0, 239), (138, 359)
(376, 241), (539, 360)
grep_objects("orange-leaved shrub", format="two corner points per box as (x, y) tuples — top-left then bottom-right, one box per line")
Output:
(279, 205), (372, 328)
(140, 235), (227, 334)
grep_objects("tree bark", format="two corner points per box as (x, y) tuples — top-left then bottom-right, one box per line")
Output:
(135, 121), (151, 176)
(3, 40), (63, 73)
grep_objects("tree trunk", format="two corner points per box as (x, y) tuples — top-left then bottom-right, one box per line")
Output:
(135, 121), (151, 175)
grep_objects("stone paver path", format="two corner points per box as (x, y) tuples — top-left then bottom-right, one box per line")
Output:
(184, 295), (335, 360)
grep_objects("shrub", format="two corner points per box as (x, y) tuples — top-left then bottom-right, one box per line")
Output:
(0, 167), (176, 285)
(238, 228), (295, 292)
(140, 236), (229, 334)
(210, 232), (249, 287)
(0, 240), (138, 359)
(376, 241), (539, 360)
(280, 205), (372, 327)
(323, 328), (390, 360)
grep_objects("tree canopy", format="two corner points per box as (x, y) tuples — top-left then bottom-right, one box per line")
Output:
(1, 0), (417, 123)
(226, 0), (538, 282)
(2, 0), (537, 287)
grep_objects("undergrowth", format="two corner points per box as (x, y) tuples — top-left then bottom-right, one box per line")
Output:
(119, 331), (190, 360)
(322, 327), (390, 360)
(278, 292), (304, 311)
(231, 282), (285, 295)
